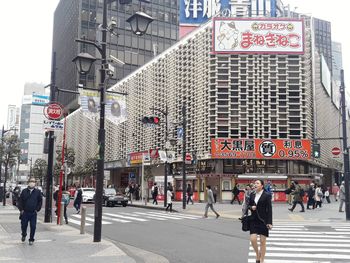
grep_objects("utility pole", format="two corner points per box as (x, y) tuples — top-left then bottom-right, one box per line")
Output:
(340, 69), (350, 220)
(94, 0), (108, 242)
(44, 52), (56, 223)
(164, 104), (169, 207)
(182, 102), (187, 209)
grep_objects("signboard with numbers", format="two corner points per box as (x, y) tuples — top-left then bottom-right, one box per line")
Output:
(211, 139), (311, 160)
(212, 18), (304, 54)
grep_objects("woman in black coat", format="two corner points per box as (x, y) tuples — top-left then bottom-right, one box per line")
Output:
(248, 179), (273, 263)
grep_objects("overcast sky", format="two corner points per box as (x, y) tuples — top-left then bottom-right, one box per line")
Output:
(0, 0), (349, 128)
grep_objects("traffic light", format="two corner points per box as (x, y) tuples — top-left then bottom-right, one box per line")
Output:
(312, 143), (320, 158)
(141, 116), (160, 125)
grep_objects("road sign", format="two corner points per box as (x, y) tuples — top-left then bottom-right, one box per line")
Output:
(44, 103), (64, 120)
(185, 153), (192, 165)
(332, 147), (341, 158)
(43, 119), (64, 131)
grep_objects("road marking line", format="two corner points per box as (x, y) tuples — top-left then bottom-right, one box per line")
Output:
(249, 246), (350, 253)
(103, 213), (148, 222)
(71, 214), (112, 224)
(266, 242), (350, 247)
(267, 237), (350, 242)
(248, 259), (331, 263)
(133, 212), (183, 220)
(119, 212), (167, 221)
(248, 252), (350, 260)
(68, 218), (92, 226)
(271, 231), (350, 235)
(269, 234), (350, 239)
(148, 211), (200, 219)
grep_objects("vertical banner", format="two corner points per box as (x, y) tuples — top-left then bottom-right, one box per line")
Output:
(79, 89), (100, 119)
(105, 93), (127, 124)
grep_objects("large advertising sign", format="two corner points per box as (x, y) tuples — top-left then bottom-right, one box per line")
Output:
(211, 139), (311, 160)
(212, 18), (304, 54)
(180, 0), (279, 25)
(321, 55), (331, 97)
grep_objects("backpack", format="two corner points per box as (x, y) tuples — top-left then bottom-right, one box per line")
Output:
(62, 193), (70, 206)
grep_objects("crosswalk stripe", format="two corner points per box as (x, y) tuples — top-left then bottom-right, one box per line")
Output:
(71, 214), (112, 225)
(121, 212), (167, 221)
(146, 211), (200, 219)
(68, 218), (92, 226)
(248, 252), (350, 260)
(86, 213), (131, 223)
(267, 237), (350, 242)
(103, 213), (149, 222)
(266, 242), (350, 248)
(270, 233), (350, 238)
(248, 259), (331, 263)
(249, 246), (350, 253)
(138, 212), (184, 220)
(133, 212), (183, 220)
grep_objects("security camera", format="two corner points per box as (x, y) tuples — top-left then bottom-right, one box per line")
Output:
(110, 55), (125, 66)
(108, 20), (117, 29)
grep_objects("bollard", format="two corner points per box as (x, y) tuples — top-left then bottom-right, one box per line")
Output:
(80, 206), (86, 234)
(60, 202), (64, 225)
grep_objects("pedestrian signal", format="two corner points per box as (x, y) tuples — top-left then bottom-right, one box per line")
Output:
(312, 143), (320, 158)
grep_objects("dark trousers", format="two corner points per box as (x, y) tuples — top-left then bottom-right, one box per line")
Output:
(64, 205), (68, 223)
(231, 195), (241, 204)
(152, 194), (158, 205)
(291, 200), (305, 211)
(74, 201), (81, 212)
(307, 198), (315, 209)
(166, 203), (172, 212)
(315, 200), (322, 208)
(187, 195), (193, 204)
(21, 211), (37, 242)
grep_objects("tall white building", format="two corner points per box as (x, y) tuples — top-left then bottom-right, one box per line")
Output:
(18, 83), (48, 181)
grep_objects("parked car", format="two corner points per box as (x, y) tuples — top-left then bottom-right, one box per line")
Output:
(102, 188), (128, 207)
(81, 188), (96, 203)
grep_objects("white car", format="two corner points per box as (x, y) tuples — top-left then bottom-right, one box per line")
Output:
(81, 188), (96, 203)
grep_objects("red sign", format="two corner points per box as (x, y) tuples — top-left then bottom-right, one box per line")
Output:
(211, 139), (311, 160)
(44, 103), (64, 120)
(332, 147), (341, 156)
(185, 153), (192, 161)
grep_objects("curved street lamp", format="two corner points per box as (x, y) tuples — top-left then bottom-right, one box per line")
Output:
(127, 11), (154, 36)
(72, 52), (96, 75)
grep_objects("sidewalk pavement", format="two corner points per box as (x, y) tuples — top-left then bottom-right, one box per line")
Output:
(0, 205), (135, 263)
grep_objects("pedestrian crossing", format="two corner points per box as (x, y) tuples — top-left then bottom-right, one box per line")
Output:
(248, 221), (350, 263)
(68, 211), (202, 226)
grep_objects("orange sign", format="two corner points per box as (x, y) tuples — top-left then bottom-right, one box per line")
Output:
(211, 139), (311, 160)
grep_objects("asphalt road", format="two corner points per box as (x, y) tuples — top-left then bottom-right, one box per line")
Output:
(66, 206), (250, 263)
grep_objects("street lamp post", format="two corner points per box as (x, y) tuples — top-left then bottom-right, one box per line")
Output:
(73, 0), (153, 242)
(182, 102), (187, 210)
(340, 69), (350, 220)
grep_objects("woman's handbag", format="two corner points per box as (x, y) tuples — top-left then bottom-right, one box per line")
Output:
(241, 215), (251, 231)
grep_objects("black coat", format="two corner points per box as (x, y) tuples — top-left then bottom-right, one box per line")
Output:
(248, 191), (273, 225)
(18, 188), (43, 213)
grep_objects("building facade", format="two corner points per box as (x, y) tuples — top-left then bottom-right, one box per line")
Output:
(52, 0), (178, 111)
(18, 83), (47, 182)
(63, 14), (346, 201)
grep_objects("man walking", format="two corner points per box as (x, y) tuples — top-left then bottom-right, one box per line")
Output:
(17, 178), (43, 245)
(339, 181), (346, 212)
(203, 185), (220, 219)
(288, 181), (305, 212)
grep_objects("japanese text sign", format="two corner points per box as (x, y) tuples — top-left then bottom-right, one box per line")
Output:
(213, 18), (304, 54)
(211, 139), (311, 160)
